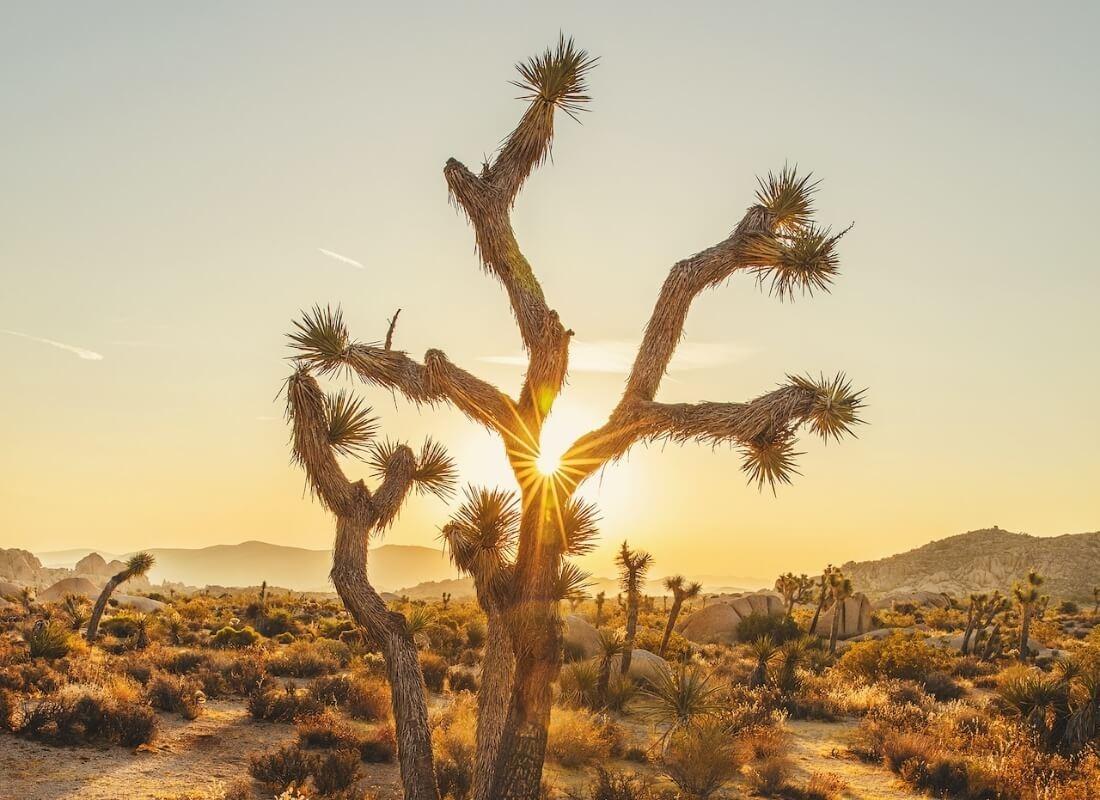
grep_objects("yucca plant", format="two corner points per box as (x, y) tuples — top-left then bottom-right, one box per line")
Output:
(60, 594), (89, 632)
(659, 576), (702, 657)
(747, 635), (779, 688)
(26, 619), (72, 660)
(616, 542), (653, 676)
(595, 630), (626, 708)
(774, 636), (812, 692)
(960, 592), (988, 656)
(827, 573), (853, 655)
(1013, 569), (1045, 661)
(86, 552), (155, 643)
(774, 572), (813, 616)
(593, 590), (606, 625)
(284, 365), (456, 800)
(808, 565), (838, 636)
(637, 663), (722, 747)
(284, 35), (865, 799)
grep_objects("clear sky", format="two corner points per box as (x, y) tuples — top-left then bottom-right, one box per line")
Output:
(2, 2), (1097, 580)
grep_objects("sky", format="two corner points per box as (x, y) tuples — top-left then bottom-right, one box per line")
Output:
(1, 2), (1098, 581)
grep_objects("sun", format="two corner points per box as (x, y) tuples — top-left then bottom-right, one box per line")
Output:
(535, 450), (562, 476)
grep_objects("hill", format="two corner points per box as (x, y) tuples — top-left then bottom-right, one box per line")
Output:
(842, 527), (1100, 601)
(32, 541), (458, 593)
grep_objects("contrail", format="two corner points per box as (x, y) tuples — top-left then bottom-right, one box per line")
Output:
(317, 248), (364, 269)
(1, 329), (104, 361)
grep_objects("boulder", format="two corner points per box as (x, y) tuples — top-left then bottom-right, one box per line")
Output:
(38, 577), (100, 603)
(813, 593), (873, 639)
(676, 591), (786, 645)
(114, 595), (166, 613)
(0, 580), (24, 600)
(564, 614), (602, 659)
(74, 552), (110, 577)
(0, 549), (43, 583)
(872, 591), (952, 611)
(609, 648), (669, 685)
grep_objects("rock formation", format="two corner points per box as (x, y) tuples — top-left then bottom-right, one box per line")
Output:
(676, 590), (786, 644)
(812, 593), (873, 639)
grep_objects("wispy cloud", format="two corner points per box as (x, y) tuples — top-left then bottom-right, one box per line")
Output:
(1, 329), (104, 361)
(480, 339), (755, 374)
(317, 248), (364, 270)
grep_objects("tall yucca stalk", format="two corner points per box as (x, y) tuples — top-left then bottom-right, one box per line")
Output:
(1014, 569), (1045, 662)
(659, 575), (702, 657)
(616, 542), (653, 676)
(827, 573), (853, 655)
(285, 36), (866, 799)
(284, 366), (456, 800)
(86, 552), (154, 643)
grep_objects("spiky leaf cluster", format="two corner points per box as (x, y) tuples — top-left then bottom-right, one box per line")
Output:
(512, 35), (597, 120)
(288, 305), (352, 374)
(324, 390), (378, 458)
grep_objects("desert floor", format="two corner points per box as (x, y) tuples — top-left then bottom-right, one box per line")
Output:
(0, 703), (921, 800)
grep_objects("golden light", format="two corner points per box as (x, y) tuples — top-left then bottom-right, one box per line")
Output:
(536, 450), (562, 476)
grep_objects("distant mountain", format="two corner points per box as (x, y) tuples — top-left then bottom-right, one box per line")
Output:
(390, 573), (769, 602)
(842, 528), (1100, 601)
(34, 541), (458, 593)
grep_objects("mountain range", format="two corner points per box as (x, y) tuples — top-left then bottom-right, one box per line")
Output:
(841, 527), (1100, 601)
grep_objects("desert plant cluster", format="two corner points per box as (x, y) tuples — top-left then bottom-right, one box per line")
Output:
(3, 558), (1100, 799)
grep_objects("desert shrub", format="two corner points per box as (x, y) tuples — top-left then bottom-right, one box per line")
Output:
(419, 652), (448, 693)
(1057, 600), (1079, 615)
(660, 721), (742, 799)
(317, 617), (355, 640)
(18, 684), (158, 746)
(743, 755), (793, 796)
(838, 633), (952, 683)
(100, 614), (143, 639)
(297, 710), (357, 749)
(0, 687), (20, 731)
(248, 683), (323, 723)
(547, 706), (612, 768)
(160, 649), (212, 674)
(559, 660), (600, 709)
(570, 767), (655, 800)
(458, 648), (480, 667)
(147, 672), (203, 719)
(25, 621), (72, 660)
(632, 627), (691, 660)
(604, 674), (638, 713)
(433, 694), (476, 798)
(212, 626), (261, 649)
(924, 607), (967, 632)
(803, 772), (849, 800)
(257, 608), (298, 638)
(880, 730), (938, 772)
(268, 641), (340, 678)
(358, 722), (397, 762)
(464, 619), (486, 649)
(249, 744), (315, 791)
(922, 670), (964, 701)
(448, 667), (479, 694)
(736, 612), (801, 644)
(313, 748), (362, 795)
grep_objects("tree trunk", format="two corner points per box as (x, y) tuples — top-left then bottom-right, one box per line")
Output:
(1018, 606), (1032, 662)
(960, 606), (976, 656)
(472, 607), (515, 800)
(86, 575), (123, 642)
(490, 498), (565, 800)
(981, 623), (1001, 661)
(828, 601), (841, 655)
(658, 597), (683, 657)
(809, 589), (827, 636)
(331, 516), (439, 800)
(621, 588), (639, 676)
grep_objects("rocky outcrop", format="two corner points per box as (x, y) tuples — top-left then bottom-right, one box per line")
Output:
(872, 591), (952, 611)
(564, 614), (602, 659)
(608, 648), (669, 685)
(813, 593), (873, 639)
(676, 590), (786, 644)
(843, 528), (1100, 601)
(114, 594), (166, 613)
(74, 552), (109, 577)
(0, 549), (44, 583)
(38, 577), (100, 602)
(0, 580), (24, 600)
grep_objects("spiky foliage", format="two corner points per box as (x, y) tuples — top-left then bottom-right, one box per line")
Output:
(288, 305), (351, 374)
(60, 594), (89, 631)
(560, 498), (600, 556)
(403, 605), (434, 638)
(323, 390), (378, 458)
(512, 35), (597, 121)
(659, 576), (703, 657)
(747, 635), (779, 688)
(637, 664), (722, 743)
(1014, 569), (1045, 661)
(123, 552), (155, 580)
(553, 561), (592, 605)
(774, 636), (812, 691)
(616, 543), (653, 595)
(774, 572), (813, 614)
(441, 486), (520, 600)
(788, 373), (865, 444)
(755, 166), (819, 233)
(368, 438), (457, 501)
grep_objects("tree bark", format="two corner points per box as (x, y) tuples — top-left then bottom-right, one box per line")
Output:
(331, 515), (439, 800)
(960, 605), (977, 656)
(621, 586), (640, 676)
(828, 601), (841, 655)
(472, 608), (515, 800)
(658, 597), (684, 657)
(810, 587), (827, 636)
(86, 575), (123, 642)
(1018, 606), (1032, 662)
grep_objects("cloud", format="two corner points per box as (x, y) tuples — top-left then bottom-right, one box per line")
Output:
(1, 329), (103, 361)
(480, 339), (755, 374)
(317, 248), (364, 270)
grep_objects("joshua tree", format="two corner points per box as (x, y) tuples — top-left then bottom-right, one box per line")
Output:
(593, 590), (606, 625)
(441, 592), (452, 610)
(60, 594), (89, 632)
(774, 636), (812, 692)
(747, 635), (779, 688)
(595, 629), (626, 707)
(442, 485), (597, 800)
(808, 565), (838, 635)
(961, 592), (989, 656)
(1093, 587), (1099, 616)
(616, 542), (653, 676)
(827, 573), (853, 655)
(1014, 569), (1045, 662)
(86, 552), (155, 643)
(285, 367), (456, 800)
(659, 575), (702, 657)
(19, 587), (33, 613)
(775, 572), (813, 616)
(982, 590), (1010, 628)
(287, 36), (864, 798)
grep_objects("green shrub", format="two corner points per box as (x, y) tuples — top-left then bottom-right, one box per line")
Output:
(25, 621), (72, 660)
(247, 683), (323, 723)
(249, 743), (315, 791)
(147, 672), (203, 719)
(419, 652), (448, 693)
(661, 721), (742, 799)
(837, 634), (952, 682)
(736, 613), (801, 644)
(268, 641), (340, 677)
(211, 626), (261, 649)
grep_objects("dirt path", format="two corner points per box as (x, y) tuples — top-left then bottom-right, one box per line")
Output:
(785, 719), (921, 800)
(0, 700), (300, 800)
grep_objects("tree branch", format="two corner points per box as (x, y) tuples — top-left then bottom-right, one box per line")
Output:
(286, 368), (356, 515)
(370, 444), (417, 530)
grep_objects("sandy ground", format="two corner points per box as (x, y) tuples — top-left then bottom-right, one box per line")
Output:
(0, 705), (916, 800)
